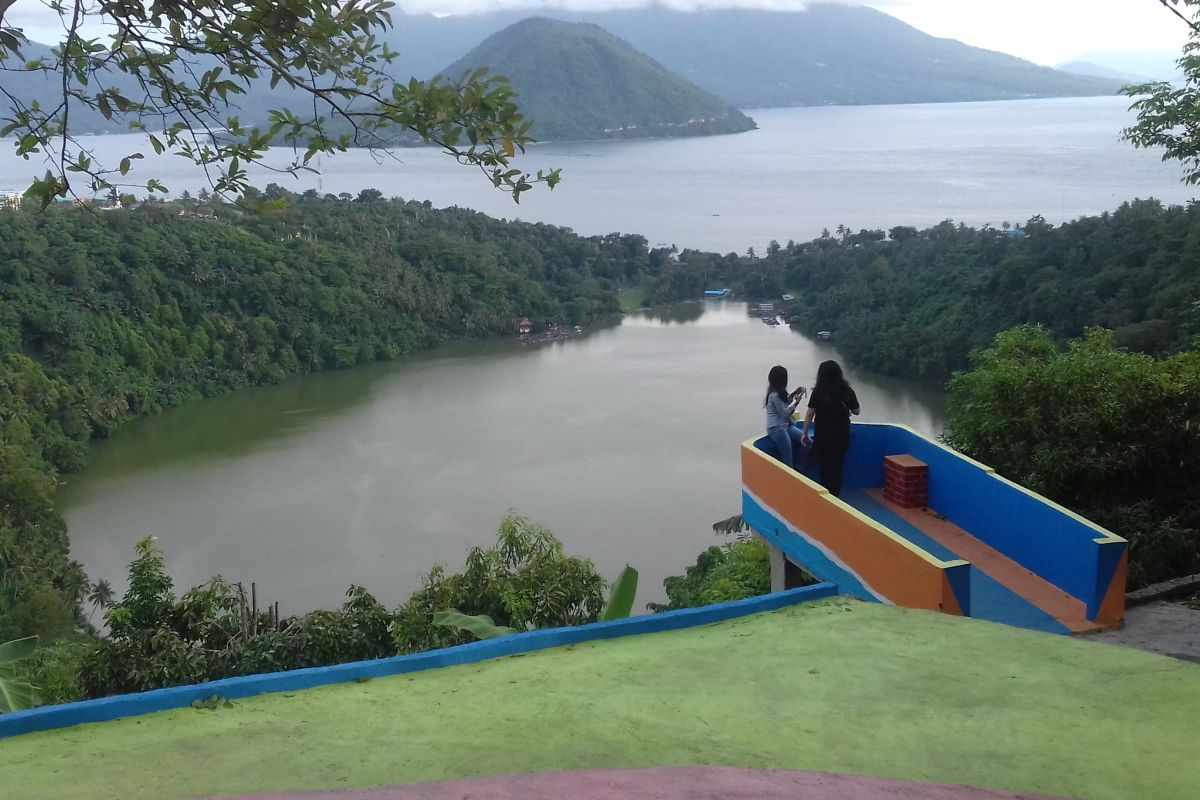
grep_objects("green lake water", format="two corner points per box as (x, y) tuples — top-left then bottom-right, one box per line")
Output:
(59, 303), (943, 611)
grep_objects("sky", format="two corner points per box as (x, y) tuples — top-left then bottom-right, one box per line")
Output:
(2, 0), (1192, 65)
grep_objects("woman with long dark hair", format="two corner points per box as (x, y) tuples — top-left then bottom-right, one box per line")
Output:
(764, 365), (807, 470)
(800, 360), (860, 496)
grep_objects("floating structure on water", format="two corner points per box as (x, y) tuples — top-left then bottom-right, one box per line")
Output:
(816, 330), (833, 340)
(522, 324), (582, 345)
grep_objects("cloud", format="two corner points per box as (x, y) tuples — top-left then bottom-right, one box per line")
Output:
(399, 0), (811, 14)
(4, 0), (1188, 64)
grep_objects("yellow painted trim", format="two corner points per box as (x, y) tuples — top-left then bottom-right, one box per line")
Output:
(855, 423), (1128, 545)
(741, 439), (967, 570)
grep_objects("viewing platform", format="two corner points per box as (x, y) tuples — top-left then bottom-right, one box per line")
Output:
(742, 423), (1128, 634)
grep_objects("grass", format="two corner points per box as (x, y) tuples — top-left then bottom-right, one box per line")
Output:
(3, 599), (1199, 799)
(617, 283), (651, 312)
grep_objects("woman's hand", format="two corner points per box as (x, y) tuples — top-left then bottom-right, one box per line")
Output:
(791, 386), (807, 400)
(801, 433), (812, 448)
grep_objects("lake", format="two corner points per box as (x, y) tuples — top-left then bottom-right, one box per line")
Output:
(1, 96), (1193, 253)
(59, 305), (943, 612)
(36, 94), (1196, 611)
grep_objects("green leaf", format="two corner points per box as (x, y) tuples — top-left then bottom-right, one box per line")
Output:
(600, 566), (639, 622)
(431, 609), (517, 640)
(0, 637), (40, 714)
(0, 637), (37, 664)
(0, 669), (41, 714)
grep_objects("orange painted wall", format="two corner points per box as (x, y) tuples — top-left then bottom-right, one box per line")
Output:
(742, 445), (966, 615)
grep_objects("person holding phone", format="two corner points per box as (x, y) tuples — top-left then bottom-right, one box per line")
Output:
(764, 365), (808, 470)
(801, 360), (861, 496)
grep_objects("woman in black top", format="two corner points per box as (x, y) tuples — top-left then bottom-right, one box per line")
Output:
(800, 360), (860, 496)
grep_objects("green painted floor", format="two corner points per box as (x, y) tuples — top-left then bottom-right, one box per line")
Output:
(3, 599), (1198, 800)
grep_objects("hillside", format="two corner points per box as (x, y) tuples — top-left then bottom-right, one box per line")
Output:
(393, 5), (1124, 108)
(438, 18), (755, 141)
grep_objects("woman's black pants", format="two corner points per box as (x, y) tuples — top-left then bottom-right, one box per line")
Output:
(816, 429), (850, 497)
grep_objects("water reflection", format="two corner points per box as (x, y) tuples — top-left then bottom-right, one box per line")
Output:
(61, 302), (943, 613)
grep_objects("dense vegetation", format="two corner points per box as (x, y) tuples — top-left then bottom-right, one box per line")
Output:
(647, 538), (774, 612)
(67, 514), (605, 699)
(383, 6), (1121, 108)
(649, 200), (1200, 382)
(0, 192), (669, 647)
(438, 18), (755, 141)
(945, 327), (1200, 589)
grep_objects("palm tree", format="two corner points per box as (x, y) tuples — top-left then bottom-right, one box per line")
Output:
(59, 563), (89, 606)
(87, 580), (114, 622)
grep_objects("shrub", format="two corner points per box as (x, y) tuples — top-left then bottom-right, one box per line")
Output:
(393, 513), (605, 653)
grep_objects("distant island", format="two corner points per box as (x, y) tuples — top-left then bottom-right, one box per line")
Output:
(439, 18), (756, 142)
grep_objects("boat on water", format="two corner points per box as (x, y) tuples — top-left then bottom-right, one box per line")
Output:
(816, 331), (833, 340)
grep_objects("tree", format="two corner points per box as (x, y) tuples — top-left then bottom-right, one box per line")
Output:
(87, 580), (114, 621)
(0, 0), (559, 207)
(1123, 1), (1200, 182)
(944, 326), (1200, 589)
(393, 513), (605, 653)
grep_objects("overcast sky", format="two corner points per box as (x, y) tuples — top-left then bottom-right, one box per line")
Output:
(4, 0), (1191, 65)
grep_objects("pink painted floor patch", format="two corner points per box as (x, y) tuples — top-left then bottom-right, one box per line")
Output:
(211, 766), (1075, 800)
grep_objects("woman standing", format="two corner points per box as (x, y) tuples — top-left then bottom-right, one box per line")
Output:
(801, 360), (860, 496)
(764, 365), (807, 470)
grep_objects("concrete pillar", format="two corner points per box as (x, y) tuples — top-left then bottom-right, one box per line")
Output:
(757, 532), (787, 594)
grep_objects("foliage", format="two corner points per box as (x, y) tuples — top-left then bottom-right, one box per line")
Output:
(1123, 1), (1200, 184)
(440, 18), (755, 141)
(944, 327), (1200, 588)
(599, 565), (638, 622)
(77, 537), (399, 698)
(393, 513), (605, 653)
(431, 610), (518, 640)
(649, 539), (785, 612)
(0, 193), (656, 643)
(0, 0), (557, 206)
(72, 513), (608, 698)
(13, 640), (93, 706)
(0, 636), (39, 713)
(652, 200), (1200, 382)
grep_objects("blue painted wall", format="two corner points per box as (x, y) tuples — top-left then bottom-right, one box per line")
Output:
(742, 491), (879, 603)
(861, 425), (1113, 609)
(0, 583), (838, 740)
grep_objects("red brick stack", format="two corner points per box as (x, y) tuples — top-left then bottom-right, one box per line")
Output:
(884, 455), (929, 508)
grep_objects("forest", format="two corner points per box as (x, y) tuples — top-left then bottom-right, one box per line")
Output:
(650, 199), (1200, 381)
(4, 192), (1200, 708)
(0, 189), (669, 651)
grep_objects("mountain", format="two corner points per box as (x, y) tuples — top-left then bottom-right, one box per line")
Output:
(391, 5), (1125, 108)
(1059, 50), (1183, 85)
(1057, 60), (1153, 85)
(438, 18), (755, 141)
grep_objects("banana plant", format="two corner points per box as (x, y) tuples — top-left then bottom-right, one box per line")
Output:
(600, 565), (639, 622)
(431, 610), (518, 640)
(0, 636), (40, 713)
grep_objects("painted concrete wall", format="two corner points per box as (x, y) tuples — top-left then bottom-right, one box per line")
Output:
(745, 424), (1126, 625)
(874, 425), (1126, 622)
(742, 442), (971, 616)
(0, 583), (837, 740)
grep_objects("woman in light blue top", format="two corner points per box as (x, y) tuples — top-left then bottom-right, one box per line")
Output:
(764, 365), (808, 470)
